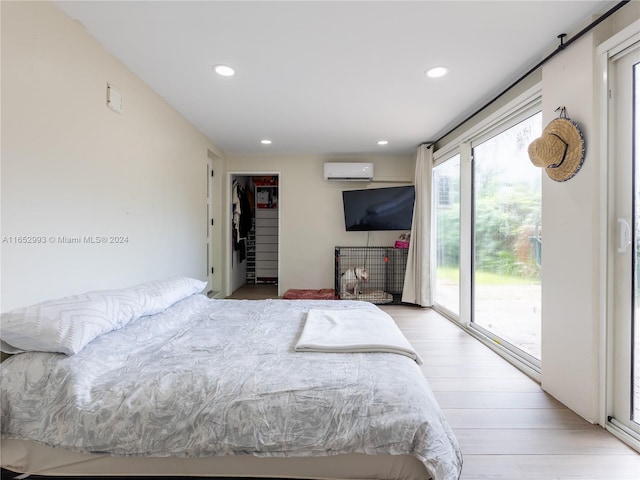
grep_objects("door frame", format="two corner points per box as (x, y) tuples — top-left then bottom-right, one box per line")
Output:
(599, 18), (640, 451)
(225, 171), (281, 297)
(206, 149), (221, 297)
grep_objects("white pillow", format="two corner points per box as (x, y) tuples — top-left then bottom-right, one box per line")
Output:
(128, 276), (208, 317)
(0, 276), (207, 355)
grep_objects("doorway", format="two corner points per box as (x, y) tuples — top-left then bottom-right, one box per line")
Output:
(227, 173), (280, 297)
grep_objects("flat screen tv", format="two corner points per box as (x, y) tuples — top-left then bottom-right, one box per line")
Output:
(342, 185), (415, 231)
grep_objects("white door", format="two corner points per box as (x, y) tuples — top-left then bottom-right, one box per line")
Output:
(609, 36), (640, 443)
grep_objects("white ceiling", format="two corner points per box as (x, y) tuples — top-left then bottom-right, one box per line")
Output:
(55, 0), (617, 156)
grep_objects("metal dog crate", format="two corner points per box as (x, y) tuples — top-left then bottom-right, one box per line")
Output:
(334, 246), (409, 304)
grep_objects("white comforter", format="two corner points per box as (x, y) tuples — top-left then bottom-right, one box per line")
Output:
(1, 295), (462, 480)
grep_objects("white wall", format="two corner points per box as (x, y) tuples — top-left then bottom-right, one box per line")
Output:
(225, 155), (414, 295)
(0, 1), (224, 311)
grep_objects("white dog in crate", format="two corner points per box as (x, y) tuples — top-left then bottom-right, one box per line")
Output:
(341, 267), (369, 296)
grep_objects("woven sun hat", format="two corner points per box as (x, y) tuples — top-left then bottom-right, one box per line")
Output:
(528, 109), (585, 182)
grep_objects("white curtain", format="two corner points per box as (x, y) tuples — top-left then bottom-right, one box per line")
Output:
(402, 144), (433, 306)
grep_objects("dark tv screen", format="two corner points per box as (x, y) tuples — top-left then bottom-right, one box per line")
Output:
(342, 185), (415, 231)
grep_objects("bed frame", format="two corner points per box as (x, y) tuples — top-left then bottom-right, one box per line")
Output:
(1, 439), (430, 480)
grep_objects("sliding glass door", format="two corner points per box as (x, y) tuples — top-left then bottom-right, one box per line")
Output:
(609, 38), (640, 440)
(472, 112), (542, 362)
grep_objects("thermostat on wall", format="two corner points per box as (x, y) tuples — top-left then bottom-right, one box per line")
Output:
(106, 83), (122, 113)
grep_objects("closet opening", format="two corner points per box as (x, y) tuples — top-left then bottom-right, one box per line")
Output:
(229, 174), (279, 296)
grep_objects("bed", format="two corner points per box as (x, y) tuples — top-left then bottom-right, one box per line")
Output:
(0, 277), (462, 480)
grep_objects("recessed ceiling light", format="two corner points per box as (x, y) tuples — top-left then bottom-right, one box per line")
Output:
(425, 66), (449, 78)
(213, 64), (235, 77)
(261, 139), (272, 145)
(377, 140), (389, 145)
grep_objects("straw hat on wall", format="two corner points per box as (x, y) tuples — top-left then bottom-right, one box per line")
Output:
(528, 109), (586, 182)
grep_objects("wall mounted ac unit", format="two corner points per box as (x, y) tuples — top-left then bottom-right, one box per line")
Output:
(324, 162), (373, 181)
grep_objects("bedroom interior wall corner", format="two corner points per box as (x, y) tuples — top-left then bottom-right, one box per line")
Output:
(0, 1), (222, 311)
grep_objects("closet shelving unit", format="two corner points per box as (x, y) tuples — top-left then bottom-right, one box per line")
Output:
(254, 177), (278, 284)
(245, 218), (256, 283)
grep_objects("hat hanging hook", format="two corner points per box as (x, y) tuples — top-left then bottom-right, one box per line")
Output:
(555, 106), (568, 119)
(557, 33), (567, 50)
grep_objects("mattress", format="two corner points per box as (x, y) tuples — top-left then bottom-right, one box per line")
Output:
(1, 294), (462, 480)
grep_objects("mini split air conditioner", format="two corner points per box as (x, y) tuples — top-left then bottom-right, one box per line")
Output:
(324, 162), (373, 181)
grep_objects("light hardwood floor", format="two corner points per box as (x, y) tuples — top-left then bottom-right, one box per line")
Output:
(382, 305), (640, 480)
(226, 283), (279, 299)
(230, 284), (640, 479)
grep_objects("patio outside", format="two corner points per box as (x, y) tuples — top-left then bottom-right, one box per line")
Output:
(435, 278), (540, 359)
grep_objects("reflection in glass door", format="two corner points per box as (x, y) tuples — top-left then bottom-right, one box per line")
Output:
(472, 113), (542, 361)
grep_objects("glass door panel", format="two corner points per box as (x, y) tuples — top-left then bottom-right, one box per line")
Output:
(472, 113), (542, 360)
(433, 155), (460, 315)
